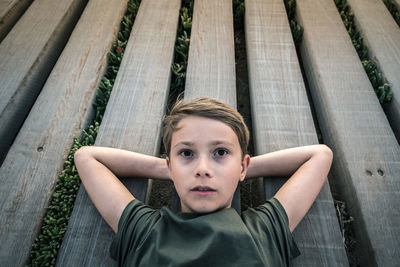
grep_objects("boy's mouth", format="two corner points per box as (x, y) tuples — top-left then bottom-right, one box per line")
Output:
(191, 186), (216, 195)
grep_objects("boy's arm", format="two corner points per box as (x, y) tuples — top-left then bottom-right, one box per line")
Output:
(245, 145), (333, 232)
(74, 146), (169, 233)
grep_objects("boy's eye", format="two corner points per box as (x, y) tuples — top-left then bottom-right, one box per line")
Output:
(179, 150), (193, 157)
(214, 149), (228, 157)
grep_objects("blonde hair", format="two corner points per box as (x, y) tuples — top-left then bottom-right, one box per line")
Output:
(163, 97), (249, 158)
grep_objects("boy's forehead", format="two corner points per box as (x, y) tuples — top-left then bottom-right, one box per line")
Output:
(175, 115), (230, 132)
(171, 116), (239, 146)
(176, 115), (228, 127)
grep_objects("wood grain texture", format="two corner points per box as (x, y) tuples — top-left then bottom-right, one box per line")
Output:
(0, 0), (87, 164)
(245, 0), (348, 265)
(347, 0), (400, 142)
(172, 0), (241, 212)
(297, 0), (400, 266)
(56, 1), (180, 265)
(0, 0), (33, 42)
(184, 0), (236, 106)
(0, 0), (128, 265)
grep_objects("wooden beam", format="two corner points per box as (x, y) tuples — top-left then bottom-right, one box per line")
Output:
(56, 0), (181, 265)
(0, 0), (88, 165)
(0, 0), (128, 265)
(0, 0), (33, 42)
(245, 0), (348, 265)
(185, 0), (236, 105)
(297, 0), (400, 266)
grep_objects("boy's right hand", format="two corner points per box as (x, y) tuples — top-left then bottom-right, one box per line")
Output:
(74, 146), (169, 233)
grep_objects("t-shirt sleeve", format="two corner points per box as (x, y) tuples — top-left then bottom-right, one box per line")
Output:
(244, 197), (300, 263)
(109, 199), (160, 263)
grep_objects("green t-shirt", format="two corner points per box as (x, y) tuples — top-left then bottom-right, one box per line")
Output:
(110, 198), (300, 266)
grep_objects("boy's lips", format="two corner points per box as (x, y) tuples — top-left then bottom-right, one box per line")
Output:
(191, 186), (216, 195)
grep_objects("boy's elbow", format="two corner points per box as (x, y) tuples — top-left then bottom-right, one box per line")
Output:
(320, 144), (333, 161)
(74, 146), (93, 163)
(317, 144), (332, 155)
(317, 144), (333, 176)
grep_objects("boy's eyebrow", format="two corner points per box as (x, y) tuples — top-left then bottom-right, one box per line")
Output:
(210, 140), (235, 147)
(174, 141), (235, 148)
(174, 141), (195, 148)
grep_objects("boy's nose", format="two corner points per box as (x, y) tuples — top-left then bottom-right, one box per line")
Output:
(195, 156), (213, 178)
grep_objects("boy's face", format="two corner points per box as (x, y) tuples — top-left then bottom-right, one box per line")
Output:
(166, 115), (250, 213)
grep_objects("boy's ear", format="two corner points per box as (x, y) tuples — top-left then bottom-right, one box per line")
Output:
(239, 154), (250, 182)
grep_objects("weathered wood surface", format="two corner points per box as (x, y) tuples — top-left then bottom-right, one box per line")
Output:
(56, 0), (181, 265)
(0, 0), (33, 42)
(0, 0), (128, 265)
(173, 0), (241, 212)
(0, 0), (87, 165)
(347, 0), (400, 142)
(185, 0), (236, 105)
(245, 0), (349, 265)
(296, 0), (400, 266)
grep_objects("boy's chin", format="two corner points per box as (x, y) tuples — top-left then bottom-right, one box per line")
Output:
(181, 201), (231, 214)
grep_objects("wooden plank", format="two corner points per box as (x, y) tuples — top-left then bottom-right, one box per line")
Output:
(185, 0), (236, 105)
(0, 0), (87, 165)
(171, 0), (240, 212)
(0, 0), (33, 42)
(245, 0), (348, 265)
(56, 1), (181, 265)
(0, 0), (129, 265)
(296, 0), (400, 266)
(346, 0), (400, 141)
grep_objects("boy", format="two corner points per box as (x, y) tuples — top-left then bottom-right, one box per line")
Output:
(74, 97), (333, 266)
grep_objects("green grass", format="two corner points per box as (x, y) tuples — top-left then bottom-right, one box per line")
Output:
(284, 0), (304, 46)
(383, 0), (400, 27)
(334, 0), (393, 104)
(168, 0), (194, 106)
